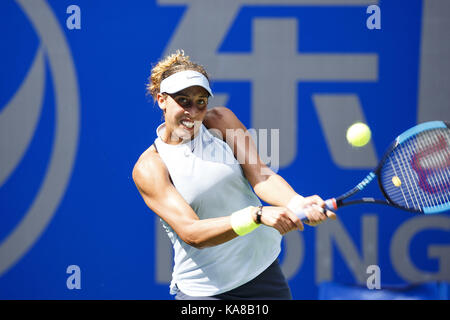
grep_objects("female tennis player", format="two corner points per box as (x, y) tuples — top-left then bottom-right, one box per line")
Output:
(133, 51), (336, 300)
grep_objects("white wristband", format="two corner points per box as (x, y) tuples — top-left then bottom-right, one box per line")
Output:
(287, 194), (304, 211)
(286, 194), (307, 220)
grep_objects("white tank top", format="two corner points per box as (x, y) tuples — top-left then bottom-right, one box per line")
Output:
(154, 123), (282, 296)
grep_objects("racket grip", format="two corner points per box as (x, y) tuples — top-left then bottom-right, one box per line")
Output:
(325, 198), (338, 211)
(296, 198), (338, 222)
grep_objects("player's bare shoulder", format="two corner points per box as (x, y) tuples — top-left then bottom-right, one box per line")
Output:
(132, 145), (169, 193)
(204, 106), (242, 133)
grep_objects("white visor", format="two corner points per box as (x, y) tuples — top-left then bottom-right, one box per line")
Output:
(159, 70), (213, 97)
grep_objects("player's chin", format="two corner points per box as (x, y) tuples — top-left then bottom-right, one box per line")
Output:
(175, 126), (194, 140)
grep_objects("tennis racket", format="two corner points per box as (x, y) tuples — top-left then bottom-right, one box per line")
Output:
(297, 120), (450, 222)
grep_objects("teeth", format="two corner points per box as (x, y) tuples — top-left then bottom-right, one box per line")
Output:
(181, 120), (194, 128)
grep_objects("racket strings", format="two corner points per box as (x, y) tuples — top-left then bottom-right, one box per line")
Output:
(405, 133), (439, 208)
(397, 142), (425, 209)
(418, 132), (450, 202)
(406, 129), (450, 207)
(404, 135), (435, 208)
(387, 138), (425, 210)
(388, 156), (412, 208)
(381, 128), (450, 212)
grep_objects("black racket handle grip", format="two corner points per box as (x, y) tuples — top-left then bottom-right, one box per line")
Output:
(296, 198), (338, 222)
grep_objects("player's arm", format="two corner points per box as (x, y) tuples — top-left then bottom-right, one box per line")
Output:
(132, 148), (299, 248)
(204, 107), (336, 224)
(132, 148), (239, 249)
(203, 106), (302, 205)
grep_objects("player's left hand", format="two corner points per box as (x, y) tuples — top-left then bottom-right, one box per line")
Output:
(295, 195), (337, 226)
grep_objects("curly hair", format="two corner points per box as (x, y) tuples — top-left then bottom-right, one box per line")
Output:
(147, 50), (210, 100)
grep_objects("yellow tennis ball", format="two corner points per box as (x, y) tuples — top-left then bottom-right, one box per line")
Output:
(346, 122), (371, 147)
(392, 176), (401, 187)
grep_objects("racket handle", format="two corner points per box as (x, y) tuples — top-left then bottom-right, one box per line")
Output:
(325, 198), (338, 211)
(296, 198), (338, 222)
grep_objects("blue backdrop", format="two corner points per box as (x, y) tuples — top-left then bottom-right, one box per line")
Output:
(1, 0), (449, 299)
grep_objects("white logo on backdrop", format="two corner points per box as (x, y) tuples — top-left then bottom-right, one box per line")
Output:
(0, 0), (80, 276)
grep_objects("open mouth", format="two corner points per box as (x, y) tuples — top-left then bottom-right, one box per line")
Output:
(180, 119), (195, 130)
